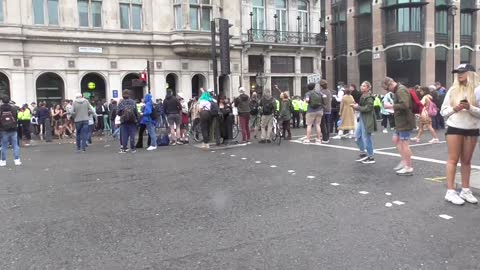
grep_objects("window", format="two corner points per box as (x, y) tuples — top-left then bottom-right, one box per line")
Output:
(385, 0), (421, 6)
(358, 0), (371, 14)
(120, 0), (142, 30)
(271, 56), (295, 73)
(298, 0), (309, 33)
(189, 0), (211, 31)
(435, 10), (447, 34)
(398, 7), (421, 32)
(275, 0), (288, 32)
(461, 48), (472, 64)
(174, 2), (183, 30)
(252, 0), (265, 30)
(0, 0), (4, 23)
(33, 0), (59, 25)
(248, 55), (264, 73)
(461, 13), (473, 36)
(78, 0), (102, 28)
(301, 57), (314, 73)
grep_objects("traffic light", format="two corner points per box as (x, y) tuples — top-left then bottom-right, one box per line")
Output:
(219, 19), (232, 76)
(140, 71), (147, 82)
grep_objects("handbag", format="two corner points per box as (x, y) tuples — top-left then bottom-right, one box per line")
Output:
(427, 102), (438, 117)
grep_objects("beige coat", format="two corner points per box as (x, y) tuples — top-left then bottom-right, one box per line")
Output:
(339, 94), (356, 130)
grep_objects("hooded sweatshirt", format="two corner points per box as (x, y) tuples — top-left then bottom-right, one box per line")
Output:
(163, 94), (180, 115)
(235, 93), (250, 115)
(141, 94), (155, 125)
(72, 97), (91, 123)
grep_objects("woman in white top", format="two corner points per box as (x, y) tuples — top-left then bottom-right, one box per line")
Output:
(441, 63), (480, 205)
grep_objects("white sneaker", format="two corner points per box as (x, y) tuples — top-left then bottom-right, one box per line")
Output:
(332, 135), (342, 140)
(445, 190), (465, 205)
(146, 146), (157, 151)
(383, 129), (388, 133)
(14, 159), (21, 166)
(460, 189), (478, 204)
(0, 160), (6, 167)
(393, 162), (404, 171)
(396, 167), (413, 176)
(428, 138), (440, 143)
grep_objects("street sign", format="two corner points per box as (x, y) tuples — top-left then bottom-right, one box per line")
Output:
(112, 90), (118, 98)
(307, 74), (321, 84)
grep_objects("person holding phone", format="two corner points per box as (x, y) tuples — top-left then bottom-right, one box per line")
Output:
(441, 63), (480, 205)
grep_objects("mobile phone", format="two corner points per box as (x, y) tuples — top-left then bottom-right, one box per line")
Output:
(461, 96), (468, 103)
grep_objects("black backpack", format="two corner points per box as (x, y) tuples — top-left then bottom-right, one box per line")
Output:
(249, 100), (259, 115)
(122, 107), (137, 124)
(210, 101), (219, 116)
(309, 90), (324, 109)
(262, 98), (275, 115)
(0, 106), (17, 130)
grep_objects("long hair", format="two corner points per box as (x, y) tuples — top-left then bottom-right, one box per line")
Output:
(282, 91), (290, 100)
(449, 71), (480, 107)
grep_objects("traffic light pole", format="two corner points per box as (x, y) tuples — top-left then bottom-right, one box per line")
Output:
(211, 20), (218, 96)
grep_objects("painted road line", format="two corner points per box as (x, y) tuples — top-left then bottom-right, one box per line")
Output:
(255, 161), (262, 164)
(330, 183), (340, 186)
(425, 176), (447, 183)
(230, 154), (236, 157)
(270, 165), (277, 168)
(241, 158), (247, 160)
(288, 170), (295, 173)
(210, 151), (216, 153)
(385, 192), (392, 196)
(307, 176), (316, 179)
(359, 191), (369, 195)
(385, 202), (393, 207)
(292, 139), (480, 169)
(392, 201), (405, 205)
(375, 141), (446, 151)
(439, 214), (453, 220)
(292, 173), (297, 176)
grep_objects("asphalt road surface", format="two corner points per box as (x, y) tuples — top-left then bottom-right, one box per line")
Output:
(1, 128), (479, 270)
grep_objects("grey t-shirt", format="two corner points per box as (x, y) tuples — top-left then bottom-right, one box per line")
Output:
(305, 89), (326, 113)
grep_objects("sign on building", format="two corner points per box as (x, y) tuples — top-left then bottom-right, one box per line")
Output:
(112, 90), (118, 98)
(79, 47), (103, 54)
(307, 74), (321, 84)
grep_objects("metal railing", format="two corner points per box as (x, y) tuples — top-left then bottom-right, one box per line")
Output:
(246, 29), (326, 46)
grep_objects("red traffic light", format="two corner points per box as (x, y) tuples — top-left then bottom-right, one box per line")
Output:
(140, 71), (147, 81)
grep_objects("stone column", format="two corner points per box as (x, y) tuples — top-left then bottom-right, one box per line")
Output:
(371, 0), (386, 94)
(346, 0), (359, 86)
(11, 71), (26, 104)
(325, 2), (335, 88)
(422, 0), (436, 86)
(66, 71), (79, 100)
(24, 71), (35, 103)
(108, 71), (121, 100)
(264, 52), (271, 91)
(153, 72), (166, 100)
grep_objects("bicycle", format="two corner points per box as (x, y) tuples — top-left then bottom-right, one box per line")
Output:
(188, 117), (238, 144)
(270, 115), (283, 146)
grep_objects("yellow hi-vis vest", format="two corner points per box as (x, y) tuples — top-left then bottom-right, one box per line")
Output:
(275, 99), (280, 111)
(21, 108), (32, 120)
(301, 101), (308, 112)
(292, 100), (300, 111)
(136, 103), (144, 113)
(18, 111), (24, 121)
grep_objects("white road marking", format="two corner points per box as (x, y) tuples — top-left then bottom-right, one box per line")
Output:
(307, 176), (316, 179)
(270, 165), (277, 168)
(375, 141), (446, 151)
(291, 140), (480, 169)
(439, 214), (453, 220)
(385, 202), (393, 207)
(241, 158), (247, 160)
(255, 161), (262, 164)
(288, 170), (295, 173)
(230, 154), (236, 157)
(221, 153), (225, 155)
(392, 201), (405, 205)
(330, 183), (340, 186)
(210, 151), (216, 153)
(292, 173), (297, 176)
(359, 191), (369, 195)
(385, 192), (392, 196)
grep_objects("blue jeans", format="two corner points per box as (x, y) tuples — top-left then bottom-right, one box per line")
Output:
(355, 116), (374, 157)
(1, 131), (20, 160)
(120, 123), (137, 150)
(146, 122), (157, 147)
(75, 121), (89, 151)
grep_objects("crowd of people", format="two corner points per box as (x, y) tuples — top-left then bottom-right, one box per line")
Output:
(1, 63), (480, 206)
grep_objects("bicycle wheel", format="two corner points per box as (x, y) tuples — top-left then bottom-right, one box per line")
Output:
(232, 124), (239, 140)
(189, 124), (203, 143)
(276, 123), (282, 145)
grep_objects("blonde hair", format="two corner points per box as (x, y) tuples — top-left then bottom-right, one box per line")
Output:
(361, 81), (372, 90)
(282, 91), (290, 99)
(449, 71), (480, 107)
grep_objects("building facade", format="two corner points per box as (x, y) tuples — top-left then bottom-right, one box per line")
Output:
(324, 0), (480, 93)
(0, 0), (325, 105)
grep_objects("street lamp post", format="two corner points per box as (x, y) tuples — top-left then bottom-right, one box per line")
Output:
(274, 14), (278, 42)
(249, 11), (254, 41)
(449, 1), (458, 81)
(297, 16), (301, 44)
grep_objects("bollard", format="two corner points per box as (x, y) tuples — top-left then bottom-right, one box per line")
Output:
(44, 118), (53, 142)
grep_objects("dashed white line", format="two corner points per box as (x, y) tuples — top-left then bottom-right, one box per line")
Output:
(385, 202), (393, 207)
(241, 158), (247, 160)
(330, 183), (340, 186)
(359, 191), (369, 195)
(439, 214), (453, 220)
(288, 170), (295, 173)
(255, 161), (262, 164)
(307, 176), (316, 179)
(392, 201), (405, 205)
(230, 154), (236, 157)
(385, 192), (392, 196)
(270, 165), (277, 168)
(210, 151), (216, 153)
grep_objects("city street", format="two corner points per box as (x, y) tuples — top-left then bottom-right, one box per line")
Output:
(1, 129), (480, 269)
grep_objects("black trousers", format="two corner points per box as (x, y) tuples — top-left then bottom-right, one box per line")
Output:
(329, 110), (339, 133)
(200, 111), (211, 144)
(21, 120), (31, 140)
(136, 124), (150, 148)
(219, 114), (234, 142)
(381, 114), (395, 129)
(292, 111), (300, 128)
(302, 112), (307, 128)
(320, 113), (330, 141)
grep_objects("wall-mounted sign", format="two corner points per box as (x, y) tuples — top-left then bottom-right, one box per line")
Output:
(79, 47), (103, 54)
(373, 53), (381, 60)
(87, 82), (96, 90)
(112, 90), (118, 98)
(307, 74), (321, 84)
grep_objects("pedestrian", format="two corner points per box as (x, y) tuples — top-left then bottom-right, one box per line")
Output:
(87, 101), (97, 145)
(332, 87), (355, 139)
(141, 93), (157, 151)
(382, 77), (416, 176)
(411, 86), (440, 143)
(373, 94), (382, 120)
(178, 93), (189, 144)
(109, 100), (118, 136)
(291, 96), (301, 128)
(198, 89), (214, 149)
(117, 90), (138, 153)
(249, 92), (260, 140)
(0, 95), (21, 166)
(435, 81), (446, 129)
(36, 102), (50, 141)
(52, 104), (65, 139)
(441, 63), (480, 205)
(319, 80), (332, 143)
(380, 91), (395, 133)
(353, 81), (376, 164)
(234, 87), (251, 143)
(301, 98), (308, 128)
(219, 95), (234, 144)
(303, 82), (325, 144)
(71, 93), (92, 152)
(19, 104), (32, 145)
(163, 90), (182, 145)
(259, 89), (276, 143)
(279, 91), (293, 140)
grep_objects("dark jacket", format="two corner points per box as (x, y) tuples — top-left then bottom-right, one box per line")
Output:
(279, 99), (293, 121)
(393, 84), (416, 131)
(117, 98), (137, 121)
(163, 95), (180, 115)
(235, 94), (250, 114)
(352, 89), (362, 104)
(355, 93), (377, 133)
(320, 88), (333, 113)
(0, 103), (18, 132)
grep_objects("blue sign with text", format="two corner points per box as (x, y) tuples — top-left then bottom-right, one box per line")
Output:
(112, 90), (118, 98)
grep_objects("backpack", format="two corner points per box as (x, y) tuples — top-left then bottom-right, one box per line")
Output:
(0, 106), (17, 130)
(427, 100), (439, 117)
(309, 90), (324, 109)
(210, 101), (219, 116)
(150, 104), (159, 120)
(157, 131), (170, 146)
(122, 107), (137, 123)
(249, 100), (259, 115)
(262, 97), (275, 115)
(408, 88), (423, 114)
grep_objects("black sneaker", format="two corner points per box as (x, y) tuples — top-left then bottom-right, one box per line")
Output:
(361, 157), (375, 164)
(119, 149), (127, 154)
(355, 154), (368, 162)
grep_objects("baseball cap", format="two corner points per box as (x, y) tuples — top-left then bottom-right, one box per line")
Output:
(452, 63), (476, 74)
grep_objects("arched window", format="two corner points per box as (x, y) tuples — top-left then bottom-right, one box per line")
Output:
(461, 48), (473, 64)
(192, 74), (206, 98)
(386, 45), (422, 86)
(36, 72), (64, 106)
(275, 0), (288, 31)
(81, 73), (106, 102)
(0, 72), (10, 97)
